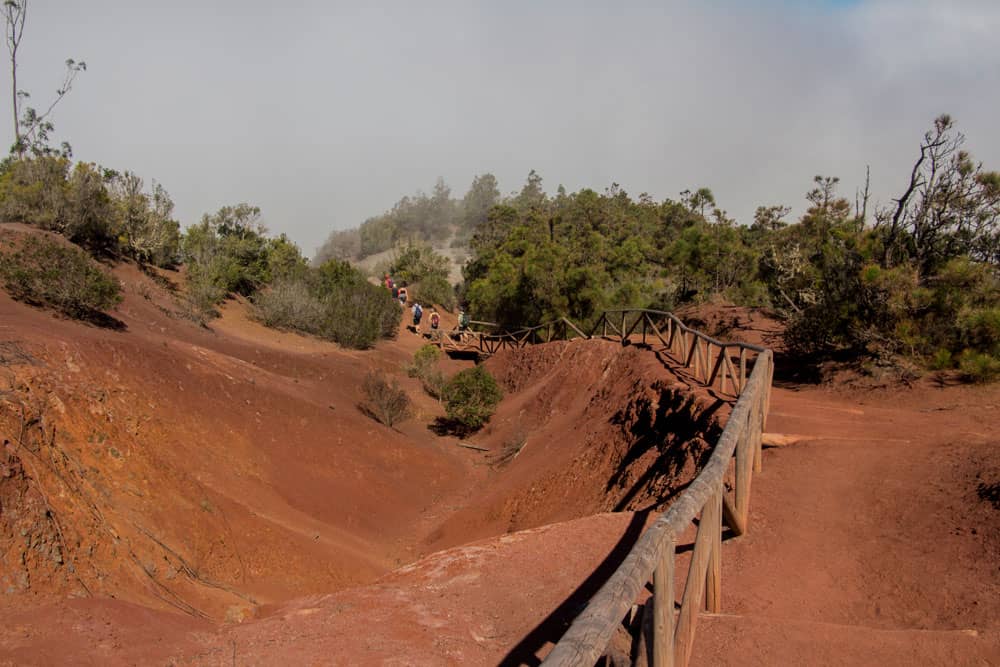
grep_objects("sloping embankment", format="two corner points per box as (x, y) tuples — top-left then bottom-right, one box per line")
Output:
(424, 338), (729, 551)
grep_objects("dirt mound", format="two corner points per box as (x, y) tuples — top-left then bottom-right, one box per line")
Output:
(423, 339), (727, 551)
(0, 249), (478, 620)
(674, 302), (783, 351)
(0, 512), (643, 666)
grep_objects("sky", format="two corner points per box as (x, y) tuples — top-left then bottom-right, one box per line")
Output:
(2, 1), (998, 257)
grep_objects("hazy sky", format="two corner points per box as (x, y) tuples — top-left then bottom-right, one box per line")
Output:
(3, 1), (998, 256)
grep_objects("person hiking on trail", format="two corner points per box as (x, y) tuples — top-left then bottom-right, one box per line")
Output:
(412, 303), (423, 334)
(429, 308), (440, 331)
(384, 273), (392, 290)
(397, 284), (408, 305)
(457, 308), (470, 341)
(391, 280), (399, 300)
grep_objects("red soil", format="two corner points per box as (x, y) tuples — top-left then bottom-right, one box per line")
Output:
(1, 224), (998, 664)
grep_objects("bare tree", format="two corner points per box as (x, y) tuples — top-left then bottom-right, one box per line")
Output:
(875, 115), (1000, 276)
(3, 0), (86, 157)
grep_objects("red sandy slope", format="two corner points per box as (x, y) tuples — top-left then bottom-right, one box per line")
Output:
(1, 223), (997, 664)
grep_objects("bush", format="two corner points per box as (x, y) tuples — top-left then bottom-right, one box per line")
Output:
(958, 350), (1000, 383)
(252, 278), (326, 333)
(0, 235), (122, 319)
(407, 344), (446, 399)
(323, 282), (401, 349)
(407, 344), (441, 378)
(390, 241), (451, 285)
(180, 273), (226, 324)
(413, 273), (456, 311)
(362, 370), (411, 427)
(251, 263), (402, 350)
(0, 156), (70, 230)
(110, 172), (181, 267)
(442, 365), (503, 431)
(958, 307), (1000, 356)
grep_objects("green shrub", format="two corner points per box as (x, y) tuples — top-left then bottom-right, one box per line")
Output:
(958, 350), (1000, 383)
(63, 162), (117, 252)
(110, 173), (181, 267)
(0, 156), (70, 230)
(251, 262), (401, 350)
(180, 273), (226, 323)
(322, 282), (401, 349)
(413, 273), (456, 311)
(390, 242), (451, 284)
(361, 370), (411, 427)
(0, 235), (122, 318)
(407, 344), (441, 378)
(958, 307), (1000, 355)
(930, 348), (953, 371)
(407, 344), (446, 398)
(0, 157), (119, 253)
(252, 278), (325, 333)
(442, 365), (503, 431)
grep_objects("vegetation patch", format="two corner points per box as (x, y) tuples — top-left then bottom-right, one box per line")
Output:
(440, 366), (503, 433)
(406, 344), (447, 399)
(0, 234), (122, 322)
(252, 259), (401, 349)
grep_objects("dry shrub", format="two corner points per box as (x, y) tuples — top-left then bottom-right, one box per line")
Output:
(361, 370), (410, 427)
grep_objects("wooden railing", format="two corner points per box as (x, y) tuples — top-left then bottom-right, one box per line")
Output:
(435, 308), (772, 665)
(437, 308), (767, 400)
(538, 311), (772, 666)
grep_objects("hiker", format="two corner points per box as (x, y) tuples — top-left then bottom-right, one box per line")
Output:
(383, 273), (392, 291)
(429, 308), (440, 331)
(397, 284), (408, 306)
(391, 280), (399, 300)
(412, 302), (423, 334)
(457, 308), (470, 341)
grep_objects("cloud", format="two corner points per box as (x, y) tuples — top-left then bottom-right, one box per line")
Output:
(1, 1), (997, 254)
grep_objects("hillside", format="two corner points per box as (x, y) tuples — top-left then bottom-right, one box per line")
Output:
(1, 222), (998, 665)
(0, 221), (726, 662)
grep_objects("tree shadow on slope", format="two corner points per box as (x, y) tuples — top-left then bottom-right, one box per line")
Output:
(606, 382), (725, 513)
(497, 510), (649, 667)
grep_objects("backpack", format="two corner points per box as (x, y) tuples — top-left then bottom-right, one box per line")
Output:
(414, 304), (423, 317)
(430, 312), (440, 326)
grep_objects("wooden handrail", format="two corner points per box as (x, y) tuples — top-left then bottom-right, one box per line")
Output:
(541, 348), (773, 666)
(440, 308), (766, 401)
(432, 308), (772, 663)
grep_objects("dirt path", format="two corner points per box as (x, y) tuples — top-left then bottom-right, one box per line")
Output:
(693, 380), (1000, 664)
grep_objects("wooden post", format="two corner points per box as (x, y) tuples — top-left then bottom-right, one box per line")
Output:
(723, 353), (739, 398)
(702, 340), (710, 384)
(719, 345), (736, 394)
(653, 535), (676, 667)
(734, 420), (751, 527)
(705, 488), (722, 613)
(739, 347), (747, 393)
(753, 394), (764, 474)
(642, 316), (647, 346)
(674, 499), (716, 667)
(621, 312), (627, 345)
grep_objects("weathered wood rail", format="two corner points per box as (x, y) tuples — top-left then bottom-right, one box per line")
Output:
(435, 309), (768, 399)
(435, 308), (772, 664)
